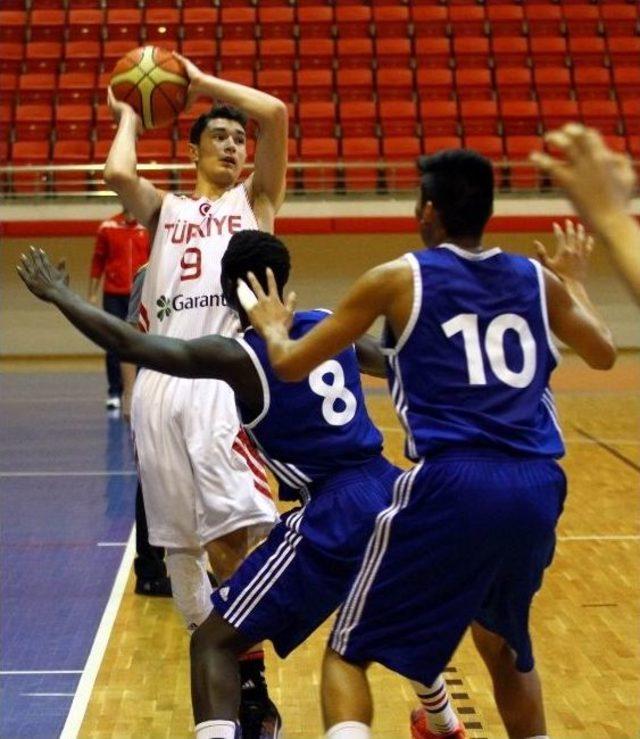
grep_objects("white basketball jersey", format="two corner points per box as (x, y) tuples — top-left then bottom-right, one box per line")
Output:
(139, 184), (258, 340)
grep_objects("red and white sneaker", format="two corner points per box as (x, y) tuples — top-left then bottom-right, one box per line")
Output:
(410, 708), (466, 739)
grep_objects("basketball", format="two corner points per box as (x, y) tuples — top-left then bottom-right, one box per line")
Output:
(110, 46), (189, 130)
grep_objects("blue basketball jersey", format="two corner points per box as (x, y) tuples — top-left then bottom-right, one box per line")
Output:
(383, 244), (564, 460)
(236, 310), (384, 496)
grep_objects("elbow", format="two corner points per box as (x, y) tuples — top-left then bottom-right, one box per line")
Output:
(103, 167), (136, 190)
(588, 341), (617, 371)
(272, 358), (304, 383)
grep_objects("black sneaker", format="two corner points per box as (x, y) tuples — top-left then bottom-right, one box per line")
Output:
(238, 697), (282, 739)
(134, 576), (172, 597)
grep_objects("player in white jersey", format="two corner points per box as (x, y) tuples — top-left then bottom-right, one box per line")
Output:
(104, 53), (288, 734)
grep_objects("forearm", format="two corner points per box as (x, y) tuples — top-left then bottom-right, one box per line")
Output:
(88, 277), (101, 302)
(194, 74), (286, 126)
(103, 112), (139, 182)
(594, 212), (640, 300)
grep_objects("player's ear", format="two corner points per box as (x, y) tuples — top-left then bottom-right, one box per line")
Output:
(186, 142), (199, 164)
(418, 200), (434, 224)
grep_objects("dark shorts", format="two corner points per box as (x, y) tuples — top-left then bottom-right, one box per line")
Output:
(330, 451), (566, 685)
(210, 456), (401, 657)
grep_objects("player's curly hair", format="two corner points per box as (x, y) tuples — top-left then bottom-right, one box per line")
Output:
(189, 104), (249, 145)
(221, 230), (291, 311)
(417, 149), (494, 239)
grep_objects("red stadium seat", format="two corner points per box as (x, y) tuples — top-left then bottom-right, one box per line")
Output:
(414, 38), (452, 70)
(51, 139), (91, 193)
(14, 103), (52, 141)
(335, 6), (372, 39)
(105, 9), (143, 43)
(56, 103), (93, 140)
(372, 6), (410, 39)
(464, 135), (504, 160)
(540, 99), (580, 132)
(182, 7), (218, 40)
(24, 41), (62, 73)
(144, 8), (181, 46)
(500, 100), (541, 136)
(340, 137), (381, 193)
(93, 138), (115, 164)
(614, 67), (640, 102)
(420, 100), (459, 137)
(258, 6), (295, 40)
(621, 101), (640, 136)
(533, 67), (572, 100)
(0, 73), (18, 96)
(298, 39), (335, 70)
(29, 9), (65, 42)
(137, 139), (175, 189)
(600, 5), (639, 37)
(455, 68), (493, 101)
(175, 99), (214, 140)
(180, 39), (217, 75)
(379, 100), (418, 137)
(415, 67), (454, 101)
(452, 37), (490, 69)
(66, 9), (104, 42)
(579, 100), (621, 135)
(573, 67), (613, 100)
(411, 6), (449, 39)
(422, 135), (462, 154)
(562, 5), (602, 37)
(449, 6), (487, 38)
(17, 72), (57, 105)
(627, 135), (640, 158)
(296, 7), (334, 40)
(94, 104), (118, 140)
(381, 136), (421, 190)
(460, 100), (500, 135)
(296, 69), (334, 102)
(29, 0), (65, 8)
(257, 69), (295, 103)
(337, 38), (375, 69)
(487, 6), (525, 37)
(0, 42), (24, 74)
(525, 5), (563, 36)
(223, 69), (255, 88)
(0, 11), (27, 43)
(376, 68), (414, 102)
(218, 40), (257, 72)
(529, 37), (568, 69)
(258, 39), (296, 70)
(568, 36), (607, 67)
(336, 68), (374, 102)
(602, 135), (629, 154)
(56, 72), (97, 105)
(495, 67), (533, 101)
(607, 37), (640, 67)
(298, 101), (337, 137)
(491, 37), (528, 68)
(65, 40), (101, 74)
(375, 38), (413, 68)
(299, 137), (338, 191)
(504, 135), (544, 189)
(0, 103), (14, 131)
(11, 140), (50, 194)
(339, 101), (378, 138)
(219, 7), (257, 40)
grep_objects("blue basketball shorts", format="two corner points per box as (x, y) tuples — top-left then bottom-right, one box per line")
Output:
(330, 451), (567, 685)
(210, 456), (401, 657)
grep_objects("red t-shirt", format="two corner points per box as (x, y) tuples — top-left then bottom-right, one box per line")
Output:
(90, 213), (150, 295)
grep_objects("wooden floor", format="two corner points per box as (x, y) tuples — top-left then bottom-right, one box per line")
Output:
(78, 355), (640, 739)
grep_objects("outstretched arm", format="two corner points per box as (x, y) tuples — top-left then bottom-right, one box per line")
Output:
(535, 220), (616, 370)
(17, 248), (260, 403)
(531, 123), (640, 305)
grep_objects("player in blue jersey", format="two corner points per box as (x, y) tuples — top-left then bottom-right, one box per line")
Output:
(17, 232), (463, 739)
(238, 149), (617, 739)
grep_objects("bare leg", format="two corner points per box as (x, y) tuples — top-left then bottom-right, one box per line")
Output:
(205, 527), (253, 583)
(321, 646), (373, 729)
(471, 621), (546, 739)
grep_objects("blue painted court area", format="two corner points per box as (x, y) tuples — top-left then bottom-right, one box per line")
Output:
(0, 372), (136, 738)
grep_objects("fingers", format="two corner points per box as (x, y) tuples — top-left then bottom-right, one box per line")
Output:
(552, 222), (566, 252)
(533, 240), (549, 267)
(564, 218), (576, 250)
(266, 268), (278, 297)
(236, 279), (258, 312)
(246, 271), (267, 299)
(284, 291), (297, 314)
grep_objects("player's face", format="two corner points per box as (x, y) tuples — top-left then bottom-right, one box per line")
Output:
(192, 118), (248, 186)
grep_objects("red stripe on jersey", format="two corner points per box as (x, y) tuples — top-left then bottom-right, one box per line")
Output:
(234, 430), (269, 483)
(139, 303), (150, 332)
(232, 440), (272, 498)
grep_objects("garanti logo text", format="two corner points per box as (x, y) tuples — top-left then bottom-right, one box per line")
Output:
(156, 292), (228, 321)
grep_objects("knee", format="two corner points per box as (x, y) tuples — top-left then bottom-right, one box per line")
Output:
(472, 622), (513, 671)
(190, 613), (246, 665)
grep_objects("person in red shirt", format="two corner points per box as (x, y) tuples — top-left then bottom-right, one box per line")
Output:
(89, 208), (150, 409)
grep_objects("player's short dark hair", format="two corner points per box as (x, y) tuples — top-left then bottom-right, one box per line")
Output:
(417, 150), (494, 239)
(221, 230), (291, 309)
(189, 104), (249, 145)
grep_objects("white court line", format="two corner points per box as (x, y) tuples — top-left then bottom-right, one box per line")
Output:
(60, 526), (136, 739)
(558, 534), (640, 542)
(97, 542), (128, 547)
(0, 471), (137, 478)
(1, 670), (82, 675)
(22, 693), (76, 697)
(376, 426), (638, 445)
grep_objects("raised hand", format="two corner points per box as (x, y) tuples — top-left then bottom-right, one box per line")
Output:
(239, 268), (296, 338)
(172, 52), (207, 111)
(534, 220), (593, 283)
(16, 246), (70, 302)
(107, 86), (143, 134)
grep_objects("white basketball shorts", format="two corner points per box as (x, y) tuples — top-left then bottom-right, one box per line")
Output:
(131, 369), (279, 549)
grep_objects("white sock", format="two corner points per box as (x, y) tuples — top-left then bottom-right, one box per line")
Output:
(326, 721), (371, 739)
(411, 675), (459, 734)
(166, 549), (214, 631)
(195, 720), (236, 739)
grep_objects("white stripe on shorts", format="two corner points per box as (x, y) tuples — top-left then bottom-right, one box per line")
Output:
(330, 462), (423, 654)
(223, 511), (304, 629)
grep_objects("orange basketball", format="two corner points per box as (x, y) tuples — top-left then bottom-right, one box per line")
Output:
(110, 46), (189, 130)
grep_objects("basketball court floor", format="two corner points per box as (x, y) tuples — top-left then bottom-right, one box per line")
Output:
(1, 352), (638, 738)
